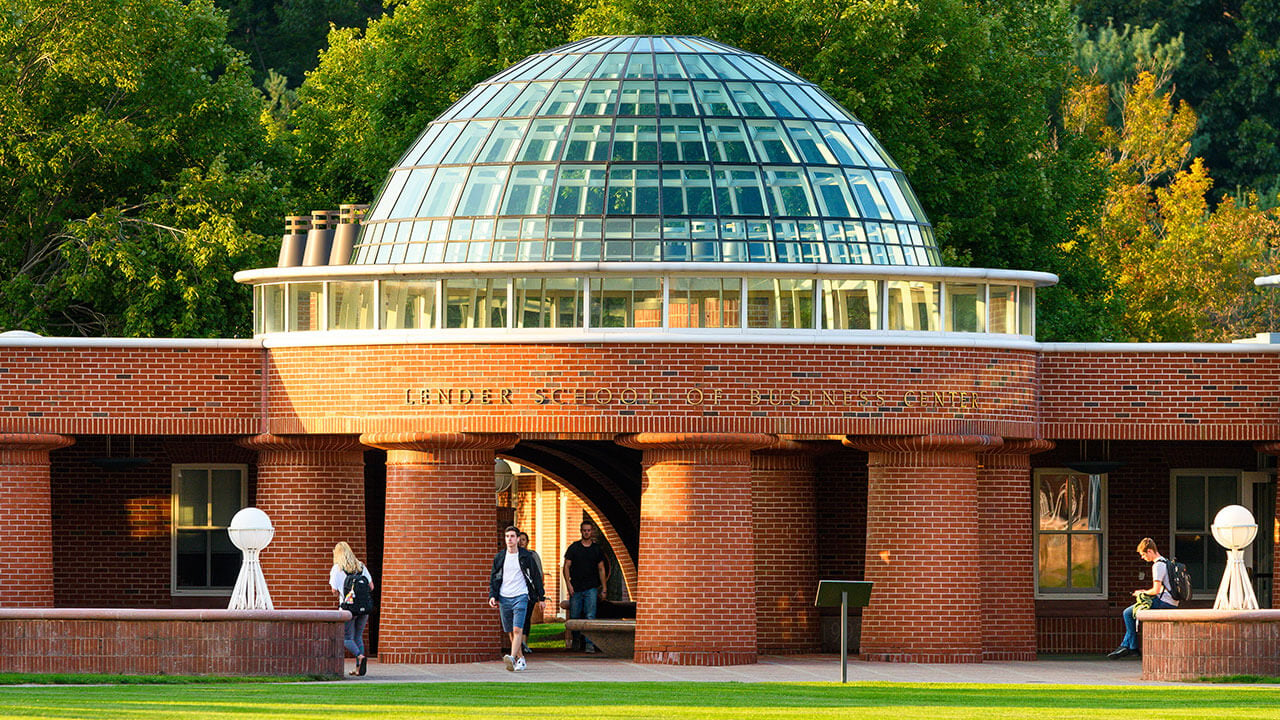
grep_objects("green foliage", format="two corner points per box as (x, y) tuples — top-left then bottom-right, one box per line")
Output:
(1076, 0), (1280, 203)
(216, 0), (385, 86)
(0, 0), (280, 337)
(573, 0), (1110, 340)
(282, 0), (585, 209)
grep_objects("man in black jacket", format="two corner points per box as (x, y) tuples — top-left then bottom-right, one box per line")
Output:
(489, 526), (545, 672)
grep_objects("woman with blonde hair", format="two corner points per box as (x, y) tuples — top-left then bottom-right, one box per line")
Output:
(330, 541), (375, 676)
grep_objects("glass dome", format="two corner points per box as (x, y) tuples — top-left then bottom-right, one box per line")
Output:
(353, 35), (937, 267)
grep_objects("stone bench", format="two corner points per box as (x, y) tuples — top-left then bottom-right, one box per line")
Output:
(0, 608), (349, 677)
(1137, 608), (1280, 681)
(564, 618), (635, 658)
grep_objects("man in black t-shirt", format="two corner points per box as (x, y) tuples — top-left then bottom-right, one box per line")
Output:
(562, 520), (608, 653)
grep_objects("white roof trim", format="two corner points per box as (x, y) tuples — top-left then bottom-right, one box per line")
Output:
(234, 262), (1059, 287)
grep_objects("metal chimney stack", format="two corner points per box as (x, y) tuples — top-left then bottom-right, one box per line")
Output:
(277, 215), (311, 267)
(329, 204), (368, 266)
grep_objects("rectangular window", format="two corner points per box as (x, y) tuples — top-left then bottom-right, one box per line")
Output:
(669, 277), (741, 328)
(173, 465), (246, 594)
(287, 282), (324, 331)
(381, 280), (438, 329)
(589, 277), (662, 328)
(1035, 469), (1106, 597)
(444, 278), (508, 329)
(259, 284), (285, 334)
(945, 283), (985, 333)
(1173, 471), (1240, 591)
(747, 278), (813, 329)
(327, 281), (376, 330)
(514, 277), (583, 328)
(989, 284), (1017, 334)
(886, 280), (939, 331)
(822, 279), (880, 330)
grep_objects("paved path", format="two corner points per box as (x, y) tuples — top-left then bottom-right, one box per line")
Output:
(342, 653), (1167, 685)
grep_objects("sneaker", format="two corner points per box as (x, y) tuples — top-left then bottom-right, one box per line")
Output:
(584, 645), (601, 654)
(514, 657), (526, 671)
(503, 654), (514, 671)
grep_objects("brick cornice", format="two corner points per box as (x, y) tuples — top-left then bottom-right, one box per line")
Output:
(235, 434), (365, 453)
(0, 433), (75, 454)
(359, 432), (519, 453)
(1255, 442), (1280, 456)
(843, 434), (1003, 454)
(615, 432), (776, 452)
(983, 438), (1055, 456)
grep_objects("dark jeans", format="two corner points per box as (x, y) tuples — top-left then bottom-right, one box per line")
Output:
(1121, 596), (1175, 649)
(344, 612), (370, 657)
(569, 588), (599, 651)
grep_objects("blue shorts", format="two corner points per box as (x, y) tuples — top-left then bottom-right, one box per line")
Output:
(499, 594), (529, 633)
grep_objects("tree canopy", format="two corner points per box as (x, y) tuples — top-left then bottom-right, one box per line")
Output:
(0, 0), (283, 336)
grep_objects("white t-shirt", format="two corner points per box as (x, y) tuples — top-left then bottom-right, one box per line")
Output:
(330, 563), (372, 608)
(1152, 556), (1178, 606)
(500, 550), (526, 598)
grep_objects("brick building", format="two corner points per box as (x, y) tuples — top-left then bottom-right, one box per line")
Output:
(1, 36), (1275, 665)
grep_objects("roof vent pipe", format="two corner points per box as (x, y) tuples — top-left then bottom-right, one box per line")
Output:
(277, 215), (310, 267)
(329, 204), (368, 266)
(302, 210), (339, 266)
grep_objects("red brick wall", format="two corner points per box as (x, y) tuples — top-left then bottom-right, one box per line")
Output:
(50, 436), (256, 608)
(241, 435), (367, 611)
(624, 433), (772, 665)
(0, 346), (261, 435)
(367, 433), (516, 663)
(751, 447), (820, 652)
(1040, 352), (1280, 440)
(1141, 610), (1280, 680)
(0, 609), (345, 676)
(852, 435), (997, 662)
(265, 344), (1039, 439)
(0, 434), (72, 606)
(978, 443), (1046, 661)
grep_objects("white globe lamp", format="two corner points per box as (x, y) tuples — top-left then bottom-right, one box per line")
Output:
(1210, 504), (1259, 610)
(227, 507), (275, 610)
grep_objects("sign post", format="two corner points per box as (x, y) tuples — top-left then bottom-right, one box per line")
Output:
(814, 580), (873, 683)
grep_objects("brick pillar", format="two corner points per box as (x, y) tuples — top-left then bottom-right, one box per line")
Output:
(617, 432), (775, 665)
(1254, 441), (1280, 609)
(979, 439), (1053, 661)
(751, 440), (821, 653)
(236, 434), (367, 610)
(361, 432), (518, 664)
(0, 433), (74, 607)
(844, 434), (1002, 663)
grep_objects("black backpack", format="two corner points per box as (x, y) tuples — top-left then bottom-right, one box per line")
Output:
(1161, 557), (1193, 603)
(341, 567), (376, 616)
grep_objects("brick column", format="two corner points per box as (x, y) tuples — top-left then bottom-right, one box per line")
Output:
(844, 434), (1002, 663)
(751, 440), (822, 653)
(979, 439), (1053, 661)
(0, 433), (74, 607)
(617, 432), (775, 665)
(1253, 442), (1280, 609)
(361, 432), (518, 664)
(236, 434), (367, 610)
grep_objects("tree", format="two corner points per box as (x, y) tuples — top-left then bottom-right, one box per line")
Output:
(574, 0), (1110, 340)
(1068, 71), (1280, 341)
(0, 0), (281, 336)
(1075, 0), (1280, 205)
(215, 0), (385, 87)
(282, 0), (585, 208)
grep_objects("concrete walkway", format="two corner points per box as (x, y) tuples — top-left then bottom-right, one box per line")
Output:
(342, 653), (1165, 685)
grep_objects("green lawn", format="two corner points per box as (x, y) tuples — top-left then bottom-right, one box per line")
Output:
(0, 682), (1274, 719)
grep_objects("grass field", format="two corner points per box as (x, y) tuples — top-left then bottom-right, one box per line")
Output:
(0, 682), (1274, 720)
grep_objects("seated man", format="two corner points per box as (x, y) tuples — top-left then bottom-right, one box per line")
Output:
(1108, 537), (1179, 659)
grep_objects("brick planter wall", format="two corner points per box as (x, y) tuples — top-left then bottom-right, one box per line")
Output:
(1139, 609), (1280, 681)
(0, 609), (347, 677)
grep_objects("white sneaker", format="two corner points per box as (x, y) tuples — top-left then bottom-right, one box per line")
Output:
(514, 657), (526, 671)
(503, 654), (514, 672)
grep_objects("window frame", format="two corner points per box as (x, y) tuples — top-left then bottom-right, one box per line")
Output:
(1168, 469), (1242, 593)
(1034, 467), (1109, 600)
(171, 464), (248, 597)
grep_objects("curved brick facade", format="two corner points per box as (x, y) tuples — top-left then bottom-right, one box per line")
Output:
(2, 339), (1279, 665)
